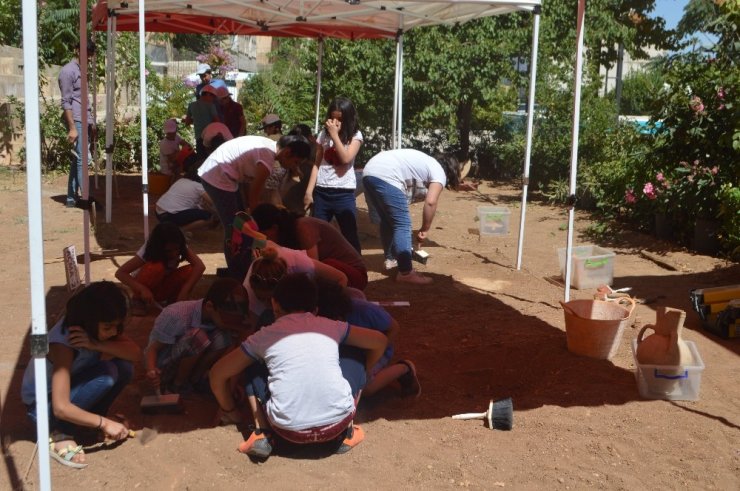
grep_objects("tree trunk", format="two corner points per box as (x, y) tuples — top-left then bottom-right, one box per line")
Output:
(456, 100), (473, 159)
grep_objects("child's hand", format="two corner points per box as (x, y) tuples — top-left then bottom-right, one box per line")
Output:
(68, 326), (97, 350)
(146, 368), (161, 389)
(416, 229), (428, 246)
(101, 417), (130, 441)
(325, 118), (341, 137)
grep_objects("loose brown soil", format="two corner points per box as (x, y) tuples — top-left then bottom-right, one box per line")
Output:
(0, 170), (738, 490)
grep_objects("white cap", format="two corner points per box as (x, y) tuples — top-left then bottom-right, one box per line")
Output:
(196, 63), (212, 75)
(163, 118), (177, 133)
(202, 123), (233, 148)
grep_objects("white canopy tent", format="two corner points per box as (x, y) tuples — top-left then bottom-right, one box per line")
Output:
(24, 0), (595, 487)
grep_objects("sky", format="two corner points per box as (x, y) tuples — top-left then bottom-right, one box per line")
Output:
(651, 0), (688, 30)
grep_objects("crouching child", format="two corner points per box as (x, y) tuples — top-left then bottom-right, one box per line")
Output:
(145, 278), (249, 394)
(209, 273), (387, 459)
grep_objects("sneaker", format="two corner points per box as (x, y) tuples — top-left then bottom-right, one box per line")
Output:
(397, 360), (422, 398)
(237, 430), (273, 459)
(335, 424), (364, 454)
(396, 270), (432, 285)
(65, 199), (77, 209)
(384, 258), (398, 270)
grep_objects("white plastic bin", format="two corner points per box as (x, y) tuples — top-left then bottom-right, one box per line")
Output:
(558, 245), (615, 290)
(631, 340), (705, 401)
(478, 206), (511, 237)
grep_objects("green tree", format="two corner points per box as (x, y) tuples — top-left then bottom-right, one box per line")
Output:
(0, 0), (22, 47)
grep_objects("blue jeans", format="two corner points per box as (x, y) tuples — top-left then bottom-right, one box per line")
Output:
(201, 180), (248, 279)
(67, 121), (85, 203)
(28, 359), (133, 436)
(362, 176), (413, 273)
(312, 187), (361, 253)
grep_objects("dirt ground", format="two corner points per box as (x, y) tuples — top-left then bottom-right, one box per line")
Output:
(0, 169), (738, 490)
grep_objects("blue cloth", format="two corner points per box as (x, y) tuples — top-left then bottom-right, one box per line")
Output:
(67, 120), (85, 203)
(362, 175), (413, 273)
(311, 187), (361, 253)
(27, 359), (133, 436)
(156, 208), (213, 227)
(346, 299), (394, 375)
(201, 180), (248, 279)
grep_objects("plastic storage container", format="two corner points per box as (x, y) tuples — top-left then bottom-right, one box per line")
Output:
(631, 339), (705, 401)
(558, 245), (615, 290)
(478, 206), (511, 237)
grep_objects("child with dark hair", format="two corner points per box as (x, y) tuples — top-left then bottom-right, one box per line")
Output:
(251, 203), (368, 290)
(244, 245), (347, 328)
(362, 148), (464, 284)
(115, 222), (205, 313)
(278, 124), (323, 214)
(316, 279), (421, 397)
(209, 273), (387, 459)
(145, 278), (249, 394)
(155, 154), (218, 235)
(21, 281), (140, 468)
(305, 97), (364, 252)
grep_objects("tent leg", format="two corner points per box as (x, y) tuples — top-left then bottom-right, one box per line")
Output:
(397, 32), (404, 149)
(139, 0), (150, 240)
(314, 37), (323, 135)
(515, 7), (541, 271)
(21, 0), (52, 486)
(564, 0), (588, 302)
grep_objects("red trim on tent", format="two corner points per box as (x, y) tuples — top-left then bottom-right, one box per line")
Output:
(92, 1), (395, 39)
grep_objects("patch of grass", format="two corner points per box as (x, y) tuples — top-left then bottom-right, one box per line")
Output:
(14, 216), (28, 225)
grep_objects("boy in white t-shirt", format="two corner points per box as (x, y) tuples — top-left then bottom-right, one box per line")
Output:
(159, 118), (190, 179)
(209, 273), (387, 459)
(155, 154), (217, 235)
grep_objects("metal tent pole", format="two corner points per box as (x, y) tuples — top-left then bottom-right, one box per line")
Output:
(105, 11), (116, 223)
(314, 37), (324, 135)
(21, 0), (52, 486)
(81, 0), (92, 282)
(397, 31), (404, 149)
(392, 32), (401, 149)
(139, 0), (150, 240)
(515, 6), (541, 270)
(564, 0), (587, 302)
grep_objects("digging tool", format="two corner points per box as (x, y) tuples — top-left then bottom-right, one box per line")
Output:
(140, 389), (182, 414)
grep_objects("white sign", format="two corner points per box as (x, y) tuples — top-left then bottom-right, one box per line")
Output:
(63, 245), (81, 292)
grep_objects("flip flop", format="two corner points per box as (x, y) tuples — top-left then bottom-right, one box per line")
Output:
(49, 439), (87, 469)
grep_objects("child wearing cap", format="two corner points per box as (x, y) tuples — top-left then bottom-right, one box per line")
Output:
(159, 118), (190, 180)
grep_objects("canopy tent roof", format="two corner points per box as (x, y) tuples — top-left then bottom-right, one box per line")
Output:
(92, 0), (541, 39)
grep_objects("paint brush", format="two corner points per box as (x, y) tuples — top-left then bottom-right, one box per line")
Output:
(452, 397), (514, 430)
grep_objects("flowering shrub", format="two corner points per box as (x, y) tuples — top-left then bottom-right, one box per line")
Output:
(196, 45), (235, 78)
